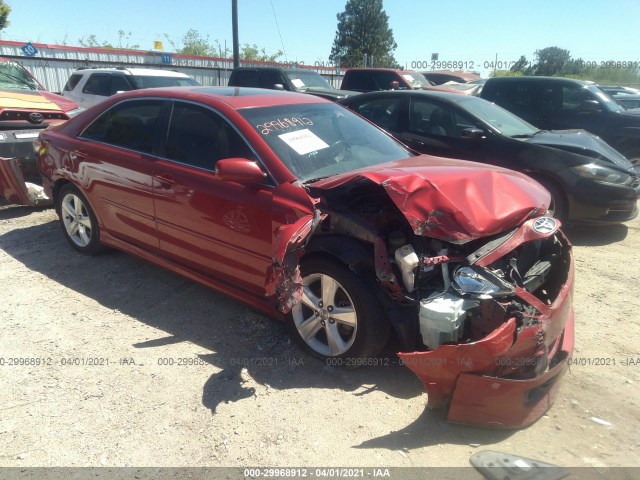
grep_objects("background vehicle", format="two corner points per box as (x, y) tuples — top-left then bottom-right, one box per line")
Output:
(227, 67), (357, 101)
(0, 57), (81, 206)
(599, 85), (640, 110)
(36, 86), (573, 427)
(421, 70), (480, 85)
(480, 76), (640, 164)
(340, 68), (433, 92)
(340, 90), (640, 224)
(62, 67), (200, 108)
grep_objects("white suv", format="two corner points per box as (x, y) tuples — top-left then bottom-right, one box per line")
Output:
(62, 67), (200, 108)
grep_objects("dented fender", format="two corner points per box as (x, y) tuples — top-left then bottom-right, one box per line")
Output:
(0, 157), (52, 207)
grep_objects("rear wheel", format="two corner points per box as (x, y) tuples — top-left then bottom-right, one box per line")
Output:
(56, 184), (103, 255)
(288, 256), (390, 364)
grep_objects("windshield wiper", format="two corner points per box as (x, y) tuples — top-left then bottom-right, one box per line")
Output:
(0, 71), (38, 90)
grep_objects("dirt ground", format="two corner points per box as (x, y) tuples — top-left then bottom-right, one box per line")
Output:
(1, 200), (639, 471)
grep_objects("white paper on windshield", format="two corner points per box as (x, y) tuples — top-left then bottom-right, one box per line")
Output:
(279, 129), (329, 155)
(291, 78), (306, 88)
(402, 74), (415, 82)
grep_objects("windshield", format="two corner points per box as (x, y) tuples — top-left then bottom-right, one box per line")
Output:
(0, 61), (42, 90)
(238, 103), (412, 182)
(457, 96), (540, 137)
(130, 75), (200, 89)
(402, 72), (432, 88)
(588, 85), (624, 113)
(284, 71), (333, 91)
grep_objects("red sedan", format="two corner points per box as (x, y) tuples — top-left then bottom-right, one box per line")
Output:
(36, 87), (574, 428)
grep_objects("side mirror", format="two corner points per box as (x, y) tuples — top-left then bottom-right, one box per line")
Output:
(390, 81), (400, 90)
(461, 127), (486, 140)
(580, 100), (602, 112)
(273, 83), (285, 90)
(215, 158), (267, 184)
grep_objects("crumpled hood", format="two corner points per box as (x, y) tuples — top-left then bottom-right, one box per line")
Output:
(525, 129), (636, 171)
(309, 155), (550, 242)
(0, 89), (79, 112)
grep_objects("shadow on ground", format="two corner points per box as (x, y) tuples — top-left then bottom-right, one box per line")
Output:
(564, 223), (628, 247)
(1, 219), (516, 451)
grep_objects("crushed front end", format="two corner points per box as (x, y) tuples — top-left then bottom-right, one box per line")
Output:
(397, 218), (574, 428)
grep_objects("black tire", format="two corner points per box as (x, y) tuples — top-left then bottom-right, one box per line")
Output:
(532, 176), (568, 223)
(56, 184), (104, 255)
(287, 255), (390, 365)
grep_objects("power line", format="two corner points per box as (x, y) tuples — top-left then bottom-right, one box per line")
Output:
(269, 0), (288, 63)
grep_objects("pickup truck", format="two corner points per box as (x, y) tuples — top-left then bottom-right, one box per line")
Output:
(0, 57), (81, 206)
(228, 67), (357, 101)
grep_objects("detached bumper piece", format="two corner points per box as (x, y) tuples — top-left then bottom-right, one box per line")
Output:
(0, 157), (52, 206)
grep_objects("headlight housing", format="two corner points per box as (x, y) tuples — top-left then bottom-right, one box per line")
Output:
(572, 163), (631, 185)
(452, 266), (515, 298)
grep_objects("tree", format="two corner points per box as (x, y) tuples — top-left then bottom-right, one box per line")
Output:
(329, 0), (399, 68)
(177, 28), (213, 56)
(0, 0), (11, 33)
(529, 47), (572, 76)
(78, 31), (139, 50)
(241, 43), (283, 62)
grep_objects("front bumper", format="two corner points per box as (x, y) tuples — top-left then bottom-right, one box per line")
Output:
(398, 227), (575, 429)
(568, 177), (640, 224)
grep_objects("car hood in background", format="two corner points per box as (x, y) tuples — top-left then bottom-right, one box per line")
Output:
(309, 155), (550, 242)
(525, 129), (637, 172)
(0, 89), (79, 113)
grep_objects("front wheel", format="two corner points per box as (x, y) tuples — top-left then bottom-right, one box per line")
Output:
(56, 184), (103, 255)
(288, 256), (390, 364)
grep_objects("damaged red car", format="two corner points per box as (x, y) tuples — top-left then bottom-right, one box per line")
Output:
(35, 87), (574, 428)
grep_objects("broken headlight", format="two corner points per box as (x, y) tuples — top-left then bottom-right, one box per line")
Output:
(452, 266), (515, 298)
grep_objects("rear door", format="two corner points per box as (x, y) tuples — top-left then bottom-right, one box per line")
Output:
(152, 100), (275, 294)
(76, 98), (167, 250)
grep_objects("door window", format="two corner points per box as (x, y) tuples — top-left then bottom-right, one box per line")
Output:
(164, 102), (255, 171)
(80, 99), (165, 153)
(409, 99), (474, 137)
(353, 97), (401, 131)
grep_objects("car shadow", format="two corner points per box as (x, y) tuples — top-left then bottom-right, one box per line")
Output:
(0, 202), (51, 220)
(1, 220), (516, 450)
(564, 223), (628, 246)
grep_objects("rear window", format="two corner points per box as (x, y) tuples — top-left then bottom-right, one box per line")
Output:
(64, 74), (83, 92)
(229, 70), (261, 87)
(130, 75), (199, 89)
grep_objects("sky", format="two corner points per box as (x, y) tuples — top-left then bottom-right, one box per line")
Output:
(3, 0), (639, 77)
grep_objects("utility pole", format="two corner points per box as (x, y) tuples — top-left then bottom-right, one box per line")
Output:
(232, 0), (239, 68)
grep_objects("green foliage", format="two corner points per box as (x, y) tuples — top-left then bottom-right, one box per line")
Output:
(0, 0), (10, 32)
(78, 30), (139, 50)
(163, 30), (282, 61)
(491, 70), (523, 78)
(329, 0), (399, 68)
(507, 46), (640, 86)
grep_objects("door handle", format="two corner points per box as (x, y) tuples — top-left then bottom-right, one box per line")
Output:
(154, 174), (176, 188)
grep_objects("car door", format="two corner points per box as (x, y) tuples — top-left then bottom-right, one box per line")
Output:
(76, 98), (167, 250)
(152, 100), (275, 294)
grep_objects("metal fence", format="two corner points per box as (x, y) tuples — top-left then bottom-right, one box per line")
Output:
(0, 40), (344, 92)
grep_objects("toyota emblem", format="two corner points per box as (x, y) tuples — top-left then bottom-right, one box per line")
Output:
(28, 112), (44, 124)
(532, 216), (558, 235)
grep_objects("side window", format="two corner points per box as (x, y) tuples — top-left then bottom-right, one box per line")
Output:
(110, 75), (133, 95)
(562, 84), (594, 111)
(410, 100), (471, 137)
(260, 71), (283, 89)
(64, 74), (82, 92)
(538, 83), (562, 113)
(80, 100), (165, 153)
(345, 72), (376, 91)
(82, 74), (112, 96)
(373, 72), (400, 90)
(165, 102), (255, 171)
(354, 97), (401, 131)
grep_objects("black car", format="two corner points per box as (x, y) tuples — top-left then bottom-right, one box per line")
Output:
(339, 90), (640, 224)
(599, 86), (640, 110)
(227, 67), (357, 101)
(479, 76), (640, 164)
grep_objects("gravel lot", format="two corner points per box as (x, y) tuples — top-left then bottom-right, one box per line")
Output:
(1, 200), (639, 471)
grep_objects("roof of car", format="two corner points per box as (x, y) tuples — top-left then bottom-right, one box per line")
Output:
(340, 89), (468, 104)
(485, 76), (596, 85)
(114, 86), (328, 109)
(231, 67), (313, 74)
(73, 67), (191, 77)
(344, 68), (408, 73)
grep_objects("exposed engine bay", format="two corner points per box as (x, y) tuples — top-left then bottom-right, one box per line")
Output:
(306, 179), (571, 353)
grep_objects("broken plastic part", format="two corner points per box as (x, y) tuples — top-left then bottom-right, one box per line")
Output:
(394, 244), (419, 292)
